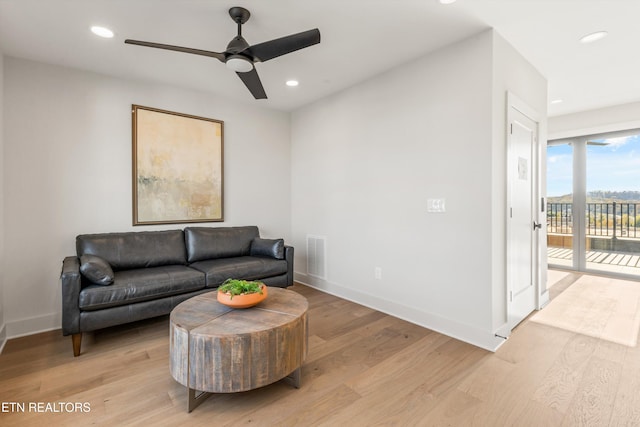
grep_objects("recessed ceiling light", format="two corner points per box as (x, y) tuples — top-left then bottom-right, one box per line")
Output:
(91, 26), (114, 38)
(438, 0), (457, 4)
(551, 99), (563, 105)
(579, 31), (608, 44)
(286, 80), (299, 87)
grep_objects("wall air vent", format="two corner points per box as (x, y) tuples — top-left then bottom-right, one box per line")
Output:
(306, 235), (327, 280)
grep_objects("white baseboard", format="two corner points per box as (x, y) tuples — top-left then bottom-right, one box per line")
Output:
(0, 323), (6, 354)
(5, 312), (61, 340)
(539, 289), (550, 309)
(294, 272), (505, 352)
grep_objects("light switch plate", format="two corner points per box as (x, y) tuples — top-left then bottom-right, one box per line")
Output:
(427, 198), (446, 213)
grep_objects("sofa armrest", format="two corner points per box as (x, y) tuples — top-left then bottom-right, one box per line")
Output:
(61, 256), (82, 336)
(284, 245), (294, 287)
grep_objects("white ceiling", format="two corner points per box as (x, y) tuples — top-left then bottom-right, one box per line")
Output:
(1, 0), (638, 115)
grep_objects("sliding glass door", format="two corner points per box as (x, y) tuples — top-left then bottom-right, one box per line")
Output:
(585, 134), (640, 275)
(547, 130), (640, 278)
(547, 141), (573, 267)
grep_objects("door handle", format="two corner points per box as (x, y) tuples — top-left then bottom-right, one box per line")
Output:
(533, 221), (542, 230)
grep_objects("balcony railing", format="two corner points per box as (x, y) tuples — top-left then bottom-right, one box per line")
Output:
(547, 202), (640, 238)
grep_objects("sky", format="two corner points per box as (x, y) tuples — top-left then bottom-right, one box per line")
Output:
(547, 134), (640, 197)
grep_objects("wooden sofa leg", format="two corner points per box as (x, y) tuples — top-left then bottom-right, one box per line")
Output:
(72, 333), (82, 357)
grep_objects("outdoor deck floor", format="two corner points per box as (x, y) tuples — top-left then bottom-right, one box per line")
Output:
(548, 246), (640, 276)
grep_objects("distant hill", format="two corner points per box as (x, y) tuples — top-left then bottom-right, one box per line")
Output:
(548, 194), (573, 204)
(548, 191), (640, 204)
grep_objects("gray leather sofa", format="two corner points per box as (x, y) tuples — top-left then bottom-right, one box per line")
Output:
(61, 226), (293, 356)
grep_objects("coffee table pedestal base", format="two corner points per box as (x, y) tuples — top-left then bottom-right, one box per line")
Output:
(186, 366), (302, 413)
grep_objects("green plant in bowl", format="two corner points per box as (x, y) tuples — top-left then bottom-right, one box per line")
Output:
(218, 279), (265, 299)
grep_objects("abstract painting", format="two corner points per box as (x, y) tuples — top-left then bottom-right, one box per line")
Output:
(132, 105), (224, 225)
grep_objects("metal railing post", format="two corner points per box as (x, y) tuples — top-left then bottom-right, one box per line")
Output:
(612, 201), (617, 240)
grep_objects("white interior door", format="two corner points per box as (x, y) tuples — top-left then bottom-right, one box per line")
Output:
(507, 106), (540, 330)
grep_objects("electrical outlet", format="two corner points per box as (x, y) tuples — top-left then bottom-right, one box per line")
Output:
(374, 267), (382, 280)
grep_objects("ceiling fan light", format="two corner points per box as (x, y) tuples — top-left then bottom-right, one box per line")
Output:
(226, 55), (253, 73)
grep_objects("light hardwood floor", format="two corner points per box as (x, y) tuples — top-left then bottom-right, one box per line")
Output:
(1, 276), (640, 426)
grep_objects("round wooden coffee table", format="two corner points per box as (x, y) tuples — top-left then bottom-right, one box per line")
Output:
(169, 287), (308, 412)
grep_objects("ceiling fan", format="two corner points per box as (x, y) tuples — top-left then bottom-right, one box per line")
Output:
(125, 6), (320, 100)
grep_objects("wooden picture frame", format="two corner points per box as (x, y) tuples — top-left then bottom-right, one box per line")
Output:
(132, 105), (224, 225)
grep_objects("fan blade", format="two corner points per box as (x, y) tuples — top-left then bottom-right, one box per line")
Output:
(236, 69), (267, 99)
(124, 39), (225, 62)
(246, 28), (320, 62)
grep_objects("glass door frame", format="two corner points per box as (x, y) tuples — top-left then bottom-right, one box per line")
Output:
(548, 128), (640, 277)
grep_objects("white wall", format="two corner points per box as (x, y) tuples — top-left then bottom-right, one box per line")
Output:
(3, 57), (291, 338)
(291, 30), (547, 351)
(292, 31), (499, 349)
(491, 33), (548, 332)
(549, 101), (640, 140)
(0, 53), (6, 351)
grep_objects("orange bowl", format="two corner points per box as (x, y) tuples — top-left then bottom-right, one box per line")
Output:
(217, 285), (268, 308)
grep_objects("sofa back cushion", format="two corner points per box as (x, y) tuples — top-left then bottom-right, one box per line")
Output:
(76, 230), (187, 271)
(185, 226), (259, 262)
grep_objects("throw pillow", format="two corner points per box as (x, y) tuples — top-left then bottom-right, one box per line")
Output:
(250, 238), (285, 260)
(80, 254), (115, 285)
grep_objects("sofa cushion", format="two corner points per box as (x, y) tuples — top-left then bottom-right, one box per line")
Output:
(250, 238), (285, 260)
(79, 254), (114, 285)
(185, 226), (259, 262)
(78, 265), (205, 311)
(189, 256), (287, 287)
(76, 230), (187, 271)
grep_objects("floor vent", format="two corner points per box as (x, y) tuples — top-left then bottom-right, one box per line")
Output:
(307, 235), (327, 279)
